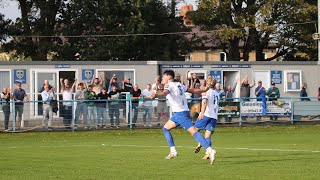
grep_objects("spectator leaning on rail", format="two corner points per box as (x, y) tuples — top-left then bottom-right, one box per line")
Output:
(85, 85), (97, 129)
(121, 77), (133, 119)
(223, 76), (238, 122)
(1, 87), (12, 131)
(108, 85), (121, 128)
(13, 82), (30, 130)
(255, 80), (267, 121)
(240, 75), (255, 121)
(60, 78), (77, 129)
(97, 87), (108, 129)
(267, 81), (280, 121)
(74, 82), (87, 129)
(156, 84), (169, 126)
(130, 84), (142, 128)
(41, 85), (55, 130)
(142, 84), (154, 127)
(300, 83), (310, 101)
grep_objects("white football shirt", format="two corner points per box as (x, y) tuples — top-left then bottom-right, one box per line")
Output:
(164, 82), (189, 112)
(202, 88), (220, 119)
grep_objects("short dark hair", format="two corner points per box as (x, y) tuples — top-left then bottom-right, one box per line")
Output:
(163, 70), (175, 79)
(88, 85), (93, 88)
(16, 82), (22, 85)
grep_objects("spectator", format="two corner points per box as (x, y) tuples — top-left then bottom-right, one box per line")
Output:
(200, 79), (207, 90)
(300, 83), (310, 101)
(121, 78), (133, 119)
(130, 84), (142, 128)
(255, 80), (267, 121)
(215, 83), (224, 102)
(108, 74), (120, 93)
(318, 87), (320, 101)
(267, 81), (280, 121)
(223, 76), (238, 102)
(60, 78), (76, 129)
(91, 75), (103, 95)
(142, 84), (154, 127)
(13, 82), (29, 130)
(156, 84), (169, 126)
(1, 87), (12, 131)
(74, 82), (87, 129)
(152, 76), (161, 91)
(41, 85), (55, 130)
(97, 87), (108, 128)
(223, 76), (238, 122)
(108, 85), (120, 128)
(85, 85), (97, 129)
(240, 75), (255, 101)
(240, 76), (255, 121)
(174, 74), (183, 84)
(193, 83), (202, 100)
(39, 80), (53, 116)
(122, 78), (133, 92)
(188, 73), (200, 89)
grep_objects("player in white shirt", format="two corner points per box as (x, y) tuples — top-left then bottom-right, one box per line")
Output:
(194, 78), (219, 160)
(152, 70), (216, 164)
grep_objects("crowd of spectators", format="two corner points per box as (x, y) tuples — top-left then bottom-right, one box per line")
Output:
(1, 72), (320, 131)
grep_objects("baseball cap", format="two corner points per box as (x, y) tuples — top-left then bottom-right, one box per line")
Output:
(271, 81), (275, 85)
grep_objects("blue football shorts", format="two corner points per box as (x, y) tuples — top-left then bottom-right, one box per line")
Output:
(170, 111), (193, 130)
(195, 116), (217, 132)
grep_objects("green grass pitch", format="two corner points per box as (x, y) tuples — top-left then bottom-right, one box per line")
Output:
(0, 125), (320, 180)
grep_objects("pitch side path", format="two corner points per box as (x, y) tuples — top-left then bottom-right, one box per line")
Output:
(0, 126), (319, 179)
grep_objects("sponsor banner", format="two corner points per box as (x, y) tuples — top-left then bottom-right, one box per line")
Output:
(14, 69), (27, 84)
(218, 102), (240, 117)
(162, 65), (203, 68)
(271, 70), (282, 84)
(55, 64), (70, 68)
(82, 69), (94, 83)
(241, 101), (291, 117)
(211, 64), (251, 68)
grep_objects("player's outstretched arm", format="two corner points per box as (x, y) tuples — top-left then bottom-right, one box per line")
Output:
(188, 86), (209, 94)
(152, 90), (169, 99)
(198, 98), (207, 120)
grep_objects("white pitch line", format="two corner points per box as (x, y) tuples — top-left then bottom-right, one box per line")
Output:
(2, 144), (320, 153)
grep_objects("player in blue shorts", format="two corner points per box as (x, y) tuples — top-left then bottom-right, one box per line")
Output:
(152, 70), (216, 164)
(194, 78), (219, 160)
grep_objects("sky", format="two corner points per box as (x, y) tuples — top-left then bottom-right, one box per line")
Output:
(1, 0), (197, 21)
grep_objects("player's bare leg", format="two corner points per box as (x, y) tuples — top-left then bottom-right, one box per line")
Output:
(163, 120), (177, 159)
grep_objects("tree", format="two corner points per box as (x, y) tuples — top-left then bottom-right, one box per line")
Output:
(54, 0), (189, 61)
(187, 0), (317, 61)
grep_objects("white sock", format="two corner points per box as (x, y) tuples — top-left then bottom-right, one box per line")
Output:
(206, 147), (213, 153)
(170, 146), (177, 153)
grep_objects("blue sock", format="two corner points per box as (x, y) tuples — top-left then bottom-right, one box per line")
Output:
(205, 138), (212, 147)
(193, 132), (209, 149)
(163, 127), (175, 147)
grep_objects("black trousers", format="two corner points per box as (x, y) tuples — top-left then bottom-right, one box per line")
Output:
(2, 105), (10, 129)
(62, 105), (72, 127)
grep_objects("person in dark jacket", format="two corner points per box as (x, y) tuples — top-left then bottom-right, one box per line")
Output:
(300, 83), (310, 101)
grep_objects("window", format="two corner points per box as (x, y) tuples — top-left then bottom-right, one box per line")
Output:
(284, 70), (302, 92)
(220, 52), (226, 61)
(0, 70), (11, 111)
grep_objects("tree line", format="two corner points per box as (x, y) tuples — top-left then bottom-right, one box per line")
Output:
(0, 0), (317, 61)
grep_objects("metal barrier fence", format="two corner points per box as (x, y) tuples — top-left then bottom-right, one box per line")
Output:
(0, 96), (320, 132)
